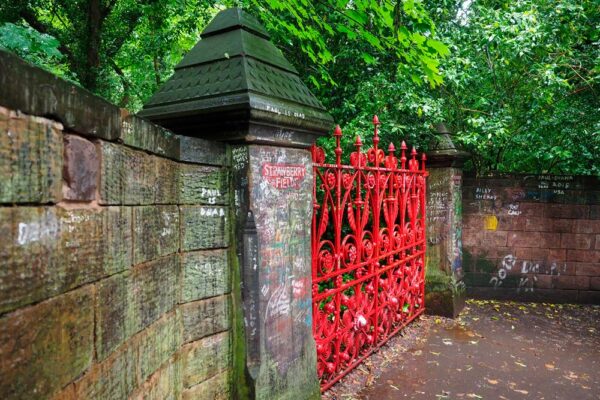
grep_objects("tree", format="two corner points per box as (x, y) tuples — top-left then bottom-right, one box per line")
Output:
(437, 0), (600, 175)
(315, 0), (600, 176)
(0, 0), (449, 110)
(0, 0), (218, 109)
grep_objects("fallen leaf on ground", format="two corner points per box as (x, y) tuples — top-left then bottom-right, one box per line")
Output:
(514, 361), (527, 367)
(467, 394), (483, 399)
(513, 389), (529, 395)
(564, 371), (578, 380)
(487, 378), (499, 385)
(545, 364), (555, 370)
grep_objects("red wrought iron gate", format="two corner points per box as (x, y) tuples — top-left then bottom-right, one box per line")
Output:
(310, 116), (428, 390)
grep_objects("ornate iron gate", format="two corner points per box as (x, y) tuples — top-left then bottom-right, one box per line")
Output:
(310, 116), (428, 390)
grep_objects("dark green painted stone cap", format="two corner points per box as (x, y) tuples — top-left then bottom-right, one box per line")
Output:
(428, 123), (470, 167)
(139, 8), (334, 147)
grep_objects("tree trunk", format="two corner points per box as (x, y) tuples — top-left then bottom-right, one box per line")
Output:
(80, 0), (103, 91)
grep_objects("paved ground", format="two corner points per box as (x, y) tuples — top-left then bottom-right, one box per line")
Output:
(323, 300), (600, 400)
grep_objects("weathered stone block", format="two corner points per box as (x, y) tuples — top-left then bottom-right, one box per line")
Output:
(523, 217), (549, 232)
(182, 249), (230, 303)
(183, 331), (231, 388)
(560, 233), (593, 250)
(99, 141), (159, 205)
(182, 295), (231, 343)
(63, 134), (99, 201)
(155, 157), (179, 204)
(95, 255), (179, 361)
(103, 206), (134, 275)
(552, 218), (574, 233)
(137, 310), (183, 383)
(0, 50), (121, 139)
(567, 249), (600, 263)
(0, 286), (94, 399)
(75, 337), (137, 399)
(483, 230), (508, 247)
(130, 356), (182, 400)
(179, 165), (229, 205)
(95, 272), (133, 361)
(0, 207), (11, 267)
(578, 290), (600, 303)
(121, 112), (179, 159)
(178, 136), (227, 166)
(182, 370), (231, 400)
(0, 109), (62, 203)
(133, 206), (179, 264)
(590, 205), (600, 220)
(132, 255), (180, 333)
(546, 204), (590, 219)
(515, 203), (546, 218)
(573, 219), (600, 234)
(507, 231), (560, 248)
(513, 247), (566, 262)
(574, 263), (600, 276)
(1, 206), (132, 314)
(180, 206), (229, 251)
(590, 277), (600, 291)
(552, 275), (589, 290)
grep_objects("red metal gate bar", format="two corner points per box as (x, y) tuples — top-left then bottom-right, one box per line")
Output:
(311, 116), (428, 391)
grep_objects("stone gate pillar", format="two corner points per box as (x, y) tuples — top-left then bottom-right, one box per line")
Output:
(425, 124), (470, 318)
(139, 8), (333, 399)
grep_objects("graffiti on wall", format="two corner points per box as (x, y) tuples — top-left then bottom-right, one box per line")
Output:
(489, 254), (566, 293)
(250, 146), (313, 375)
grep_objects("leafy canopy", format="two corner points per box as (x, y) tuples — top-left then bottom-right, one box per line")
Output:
(0, 0), (598, 175)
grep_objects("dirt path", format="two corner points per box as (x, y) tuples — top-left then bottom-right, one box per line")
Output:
(323, 300), (600, 400)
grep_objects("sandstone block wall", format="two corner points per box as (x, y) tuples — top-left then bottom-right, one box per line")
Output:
(462, 174), (600, 303)
(0, 52), (233, 399)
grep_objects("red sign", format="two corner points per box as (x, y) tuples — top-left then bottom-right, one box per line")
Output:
(262, 163), (306, 189)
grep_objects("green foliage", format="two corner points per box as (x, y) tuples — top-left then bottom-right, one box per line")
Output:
(0, 22), (70, 78)
(0, 0), (597, 175)
(437, 0), (600, 175)
(315, 0), (599, 176)
(247, 0), (450, 88)
(0, 0), (218, 109)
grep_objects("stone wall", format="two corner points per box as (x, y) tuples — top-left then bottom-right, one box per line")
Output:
(0, 51), (233, 399)
(462, 174), (600, 303)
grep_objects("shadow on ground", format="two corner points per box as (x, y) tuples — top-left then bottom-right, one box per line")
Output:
(323, 300), (600, 400)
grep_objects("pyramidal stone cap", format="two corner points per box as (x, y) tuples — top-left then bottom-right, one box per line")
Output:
(138, 7), (334, 147)
(427, 123), (470, 167)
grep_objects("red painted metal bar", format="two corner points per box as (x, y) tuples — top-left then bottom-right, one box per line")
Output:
(310, 116), (428, 391)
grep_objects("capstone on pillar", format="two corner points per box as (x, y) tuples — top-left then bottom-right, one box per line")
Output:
(139, 8), (333, 399)
(425, 123), (470, 318)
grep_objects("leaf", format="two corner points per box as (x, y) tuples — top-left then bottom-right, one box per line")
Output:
(346, 9), (368, 25)
(427, 38), (450, 57)
(514, 362), (527, 367)
(361, 52), (377, 65)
